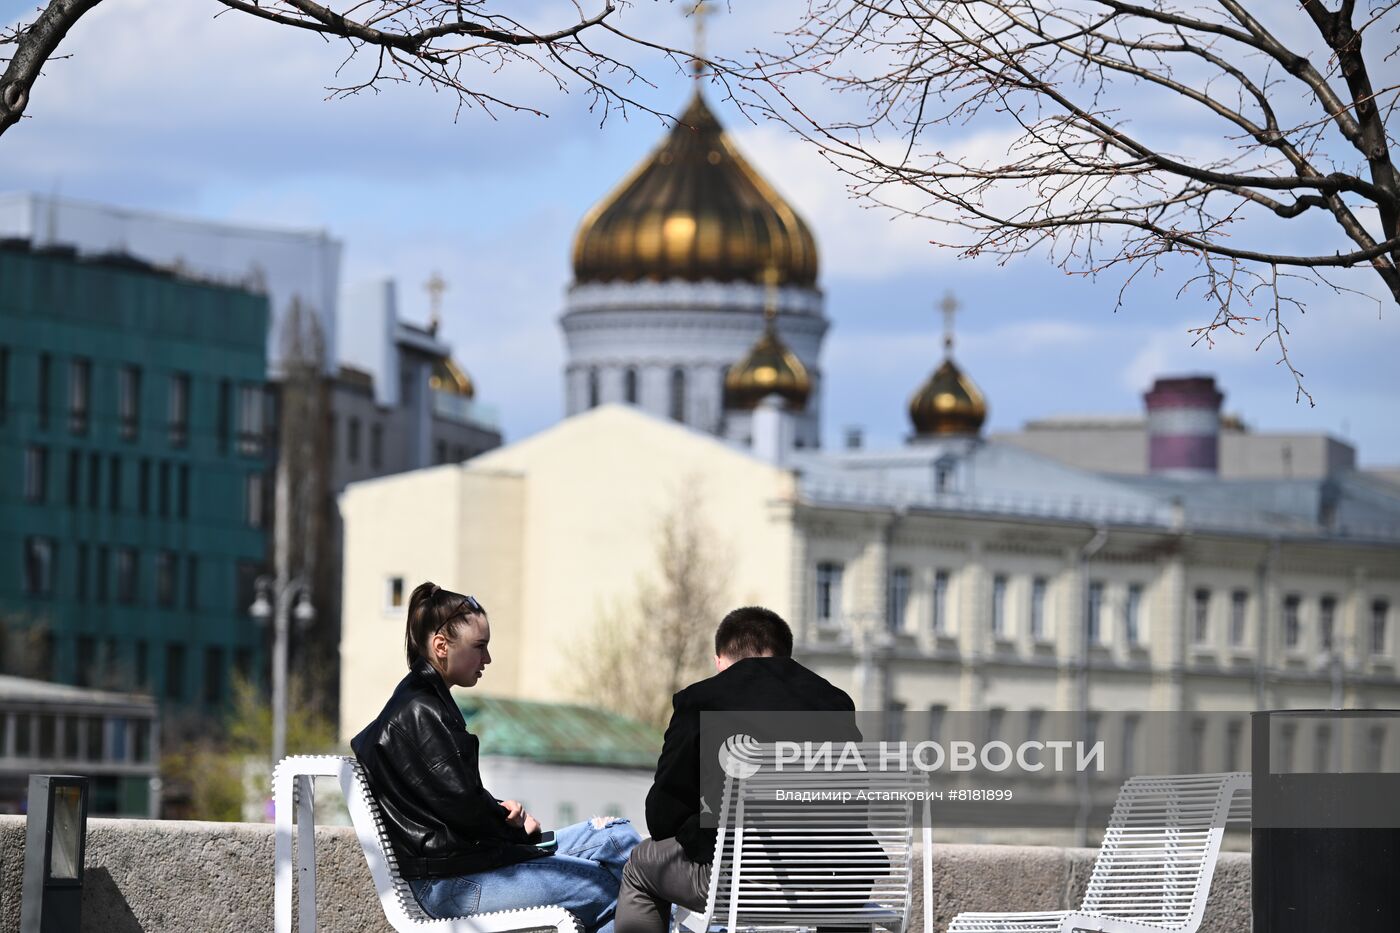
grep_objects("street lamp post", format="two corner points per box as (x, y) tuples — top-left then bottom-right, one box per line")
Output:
(250, 574), (315, 767)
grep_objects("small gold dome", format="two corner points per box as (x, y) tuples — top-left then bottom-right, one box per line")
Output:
(909, 358), (987, 436)
(572, 90), (819, 286)
(724, 326), (811, 412)
(430, 356), (475, 399)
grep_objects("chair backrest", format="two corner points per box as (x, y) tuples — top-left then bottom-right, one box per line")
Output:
(338, 756), (438, 930)
(1079, 772), (1249, 931)
(701, 742), (926, 933)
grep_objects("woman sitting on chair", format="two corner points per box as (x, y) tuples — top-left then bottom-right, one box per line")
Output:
(353, 581), (641, 931)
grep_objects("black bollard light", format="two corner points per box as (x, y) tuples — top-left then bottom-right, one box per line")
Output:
(21, 774), (89, 933)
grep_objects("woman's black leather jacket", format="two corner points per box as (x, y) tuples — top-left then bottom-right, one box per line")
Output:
(351, 659), (547, 878)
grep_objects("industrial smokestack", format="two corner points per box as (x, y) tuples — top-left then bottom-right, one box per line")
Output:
(1143, 376), (1224, 477)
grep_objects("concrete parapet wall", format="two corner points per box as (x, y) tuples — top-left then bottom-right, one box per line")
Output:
(0, 815), (1250, 932)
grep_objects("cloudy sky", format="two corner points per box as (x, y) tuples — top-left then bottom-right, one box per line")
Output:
(2, 0), (1396, 465)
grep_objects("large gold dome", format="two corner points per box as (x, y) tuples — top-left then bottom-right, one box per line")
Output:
(430, 356), (475, 399)
(909, 358), (987, 436)
(572, 91), (819, 286)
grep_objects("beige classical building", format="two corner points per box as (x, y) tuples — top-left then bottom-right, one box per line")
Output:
(340, 401), (1400, 749)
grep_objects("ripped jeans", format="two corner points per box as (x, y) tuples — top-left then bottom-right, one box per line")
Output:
(410, 818), (642, 933)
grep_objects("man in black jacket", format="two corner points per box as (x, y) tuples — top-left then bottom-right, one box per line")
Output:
(616, 606), (856, 933)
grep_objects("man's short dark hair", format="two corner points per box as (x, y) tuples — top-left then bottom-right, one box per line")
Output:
(715, 606), (793, 660)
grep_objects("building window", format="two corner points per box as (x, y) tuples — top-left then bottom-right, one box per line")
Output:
(186, 556), (199, 612)
(178, 464), (190, 519)
(165, 643), (186, 701)
(1225, 719), (1244, 772)
(217, 379), (231, 453)
(23, 537), (56, 596)
(96, 546), (110, 604)
(158, 461), (171, 517)
(118, 365), (141, 440)
(587, 368), (600, 409)
(815, 561), (843, 626)
(87, 451), (100, 509)
(884, 701), (907, 743)
(934, 456), (956, 493)
(238, 384), (265, 455)
(236, 561), (261, 616)
(1192, 588), (1211, 645)
(1030, 576), (1048, 642)
(68, 358), (90, 434)
(1087, 580), (1104, 645)
(167, 372), (190, 446)
(37, 352), (51, 430)
(1230, 590), (1248, 647)
(76, 637), (97, 688)
(134, 641), (149, 689)
(1125, 583), (1144, 646)
(156, 551), (177, 608)
(116, 547), (139, 604)
(76, 543), (89, 602)
(386, 576), (405, 610)
(136, 459), (149, 514)
(108, 455), (122, 512)
(1319, 595), (1337, 652)
(887, 566), (910, 633)
(1121, 714), (1140, 775)
(23, 445), (47, 502)
(932, 570), (950, 635)
(1372, 600), (1391, 655)
(67, 449), (81, 507)
(669, 367), (685, 422)
(435, 439), (447, 465)
(348, 416), (362, 464)
(991, 574), (1008, 639)
(624, 368), (638, 404)
(455, 444), (468, 462)
(928, 704), (946, 742)
(1283, 594), (1302, 650)
(205, 647), (225, 706)
(1315, 724), (1334, 773)
(370, 423), (384, 469)
(245, 473), (265, 528)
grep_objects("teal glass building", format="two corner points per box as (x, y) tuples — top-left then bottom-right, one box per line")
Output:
(0, 240), (271, 714)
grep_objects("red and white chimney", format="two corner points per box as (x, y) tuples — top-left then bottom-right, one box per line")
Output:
(1143, 376), (1224, 477)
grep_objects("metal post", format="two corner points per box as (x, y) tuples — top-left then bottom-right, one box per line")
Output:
(271, 441), (292, 768)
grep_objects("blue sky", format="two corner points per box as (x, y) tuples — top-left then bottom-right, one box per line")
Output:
(2, 0), (1396, 464)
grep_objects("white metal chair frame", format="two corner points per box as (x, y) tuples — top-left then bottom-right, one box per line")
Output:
(273, 754), (582, 933)
(948, 772), (1251, 933)
(678, 743), (934, 933)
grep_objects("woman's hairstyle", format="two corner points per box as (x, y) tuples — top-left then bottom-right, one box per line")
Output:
(404, 581), (487, 668)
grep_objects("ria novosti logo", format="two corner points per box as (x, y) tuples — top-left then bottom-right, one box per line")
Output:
(718, 733), (764, 779)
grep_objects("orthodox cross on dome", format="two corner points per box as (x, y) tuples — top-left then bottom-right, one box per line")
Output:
(425, 271), (447, 334)
(761, 263), (782, 327)
(689, 0), (716, 78)
(940, 290), (959, 356)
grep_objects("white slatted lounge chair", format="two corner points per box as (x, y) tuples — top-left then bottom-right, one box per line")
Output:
(948, 772), (1250, 933)
(677, 742), (933, 933)
(273, 754), (581, 933)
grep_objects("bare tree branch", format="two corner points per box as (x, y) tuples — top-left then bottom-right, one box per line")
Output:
(735, 0), (1400, 393)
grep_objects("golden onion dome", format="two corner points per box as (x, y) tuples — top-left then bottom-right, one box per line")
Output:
(909, 358), (987, 436)
(724, 292), (812, 412)
(430, 356), (475, 399)
(572, 90), (819, 287)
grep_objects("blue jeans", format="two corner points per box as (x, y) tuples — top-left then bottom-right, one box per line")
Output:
(410, 818), (642, 933)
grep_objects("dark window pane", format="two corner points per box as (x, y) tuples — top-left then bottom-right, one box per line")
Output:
(204, 647), (225, 705)
(165, 644), (186, 700)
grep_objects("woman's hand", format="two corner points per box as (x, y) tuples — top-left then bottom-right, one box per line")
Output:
(523, 813), (541, 837)
(500, 799), (526, 828)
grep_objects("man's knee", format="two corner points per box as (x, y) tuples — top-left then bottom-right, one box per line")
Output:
(622, 838), (663, 890)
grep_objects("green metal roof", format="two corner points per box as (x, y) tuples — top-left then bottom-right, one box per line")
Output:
(457, 695), (662, 769)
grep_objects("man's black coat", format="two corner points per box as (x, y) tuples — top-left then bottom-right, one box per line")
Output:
(645, 656), (857, 863)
